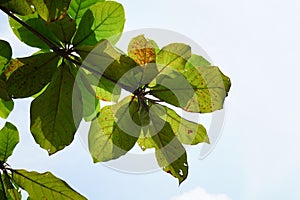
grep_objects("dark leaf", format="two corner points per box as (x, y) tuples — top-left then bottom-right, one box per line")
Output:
(30, 63), (82, 154)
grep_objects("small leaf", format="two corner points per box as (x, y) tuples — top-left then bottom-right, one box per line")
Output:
(128, 35), (157, 66)
(72, 1), (125, 46)
(0, 40), (12, 72)
(0, 122), (19, 162)
(89, 97), (139, 162)
(6, 53), (60, 98)
(30, 0), (71, 22)
(12, 170), (87, 200)
(9, 13), (60, 49)
(0, 99), (14, 119)
(30, 63), (82, 155)
(0, 0), (34, 15)
(68, 0), (105, 26)
(46, 15), (76, 44)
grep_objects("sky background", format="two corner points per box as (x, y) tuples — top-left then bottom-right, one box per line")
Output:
(1, 0), (300, 199)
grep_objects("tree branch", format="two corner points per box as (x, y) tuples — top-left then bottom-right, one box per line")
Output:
(0, 6), (59, 51)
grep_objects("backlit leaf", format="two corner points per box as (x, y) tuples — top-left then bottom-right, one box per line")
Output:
(6, 53), (60, 98)
(30, 0), (71, 22)
(148, 116), (188, 184)
(0, 0), (34, 15)
(151, 104), (209, 145)
(76, 40), (139, 93)
(151, 54), (231, 113)
(30, 63), (82, 155)
(156, 43), (191, 73)
(9, 14), (60, 49)
(46, 15), (76, 44)
(68, 0), (105, 26)
(0, 40), (12, 72)
(72, 1), (125, 46)
(0, 99), (14, 119)
(89, 97), (139, 162)
(12, 170), (87, 200)
(0, 122), (19, 162)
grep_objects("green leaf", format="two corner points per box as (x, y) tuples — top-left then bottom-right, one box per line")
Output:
(12, 170), (87, 200)
(0, 0), (34, 15)
(9, 13), (60, 49)
(151, 104), (209, 145)
(89, 97), (139, 162)
(1, 173), (22, 200)
(46, 15), (76, 44)
(30, 0), (71, 22)
(6, 53), (60, 98)
(128, 35), (157, 66)
(72, 1), (125, 46)
(127, 35), (159, 85)
(0, 99), (14, 119)
(76, 40), (140, 92)
(148, 117), (188, 184)
(68, 0), (105, 26)
(0, 80), (11, 101)
(156, 43), (191, 73)
(0, 122), (19, 162)
(30, 63), (82, 155)
(151, 54), (231, 113)
(75, 69), (100, 121)
(0, 40), (12, 72)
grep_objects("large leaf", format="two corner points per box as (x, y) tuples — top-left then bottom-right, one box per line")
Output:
(0, 99), (14, 119)
(156, 43), (191, 73)
(6, 53), (59, 98)
(72, 1), (125, 46)
(68, 0), (105, 26)
(0, 122), (19, 162)
(30, 0), (71, 22)
(127, 35), (159, 85)
(89, 97), (140, 162)
(76, 40), (139, 93)
(0, 0), (34, 15)
(150, 104), (209, 145)
(12, 170), (87, 200)
(148, 117), (188, 184)
(0, 40), (12, 72)
(30, 63), (82, 155)
(46, 15), (76, 44)
(75, 68), (100, 121)
(0, 79), (11, 101)
(151, 54), (231, 113)
(9, 14), (60, 49)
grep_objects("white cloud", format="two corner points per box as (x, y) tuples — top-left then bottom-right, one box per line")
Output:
(170, 187), (231, 200)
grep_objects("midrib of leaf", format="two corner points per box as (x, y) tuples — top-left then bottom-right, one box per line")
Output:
(156, 47), (190, 77)
(73, 0), (83, 20)
(2, 131), (10, 161)
(74, 4), (122, 47)
(51, 66), (67, 143)
(13, 171), (72, 199)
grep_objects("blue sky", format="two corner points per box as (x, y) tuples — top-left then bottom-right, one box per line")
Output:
(1, 0), (300, 199)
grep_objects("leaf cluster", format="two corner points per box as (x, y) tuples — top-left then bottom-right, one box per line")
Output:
(0, 0), (231, 198)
